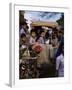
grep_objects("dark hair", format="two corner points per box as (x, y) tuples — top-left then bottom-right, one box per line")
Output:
(30, 29), (36, 35)
(39, 30), (45, 35)
(36, 30), (45, 42)
(20, 21), (27, 26)
(59, 30), (62, 34)
(20, 33), (26, 38)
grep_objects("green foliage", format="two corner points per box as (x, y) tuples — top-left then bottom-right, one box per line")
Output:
(56, 13), (64, 28)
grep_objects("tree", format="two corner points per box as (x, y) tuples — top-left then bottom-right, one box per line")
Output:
(56, 13), (64, 29)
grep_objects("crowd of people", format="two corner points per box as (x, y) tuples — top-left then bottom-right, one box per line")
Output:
(19, 20), (64, 79)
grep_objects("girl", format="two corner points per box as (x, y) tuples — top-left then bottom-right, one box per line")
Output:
(36, 30), (49, 65)
(36, 30), (45, 45)
(29, 30), (36, 45)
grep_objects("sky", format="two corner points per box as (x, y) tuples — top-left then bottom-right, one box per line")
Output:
(24, 11), (63, 22)
(24, 11), (63, 32)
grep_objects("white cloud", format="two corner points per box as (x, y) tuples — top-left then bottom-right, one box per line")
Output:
(24, 11), (62, 22)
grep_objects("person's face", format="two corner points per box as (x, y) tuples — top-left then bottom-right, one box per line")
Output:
(41, 32), (45, 37)
(22, 37), (26, 42)
(31, 32), (36, 37)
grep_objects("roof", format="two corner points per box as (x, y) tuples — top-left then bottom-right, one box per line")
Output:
(31, 21), (58, 28)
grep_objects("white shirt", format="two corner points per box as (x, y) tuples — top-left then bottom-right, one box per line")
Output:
(20, 28), (26, 35)
(29, 37), (36, 45)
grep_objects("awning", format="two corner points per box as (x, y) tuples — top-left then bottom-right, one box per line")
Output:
(31, 21), (58, 28)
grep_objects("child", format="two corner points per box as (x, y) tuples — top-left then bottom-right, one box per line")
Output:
(29, 30), (36, 45)
(20, 34), (27, 46)
(36, 30), (48, 65)
(19, 33), (27, 59)
(36, 30), (45, 45)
